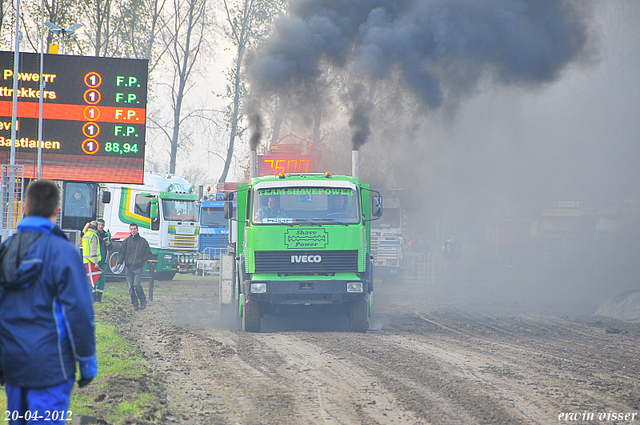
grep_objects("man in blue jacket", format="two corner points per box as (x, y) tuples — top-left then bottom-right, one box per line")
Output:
(0, 180), (97, 425)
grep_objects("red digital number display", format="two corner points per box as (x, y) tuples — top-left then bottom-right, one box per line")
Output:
(258, 155), (317, 176)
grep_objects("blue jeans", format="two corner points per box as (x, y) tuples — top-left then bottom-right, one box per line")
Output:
(5, 378), (75, 425)
(125, 266), (146, 308)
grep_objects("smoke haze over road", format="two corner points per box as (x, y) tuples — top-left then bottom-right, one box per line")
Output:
(244, 1), (640, 311)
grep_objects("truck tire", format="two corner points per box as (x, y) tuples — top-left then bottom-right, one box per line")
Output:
(154, 271), (176, 281)
(242, 297), (261, 333)
(226, 291), (241, 329)
(350, 296), (369, 333)
(107, 243), (125, 277)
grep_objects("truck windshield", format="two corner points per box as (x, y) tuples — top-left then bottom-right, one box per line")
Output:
(162, 199), (198, 221)
(200, 207), (226, 226)
(252, 187), (360, 224)
(539, 216), (585, 233)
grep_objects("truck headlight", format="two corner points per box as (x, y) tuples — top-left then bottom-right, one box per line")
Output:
(251, 283), (267, 293)
(346, 282), (363, 292)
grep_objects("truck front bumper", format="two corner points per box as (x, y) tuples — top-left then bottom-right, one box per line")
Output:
(243, 279), (367, 305)
(157, 251), (198, 273)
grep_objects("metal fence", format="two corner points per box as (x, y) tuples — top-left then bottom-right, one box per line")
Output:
(197, 247), (228, 275)
(1, 165), (24, 242)
(404, 253), (444, 283)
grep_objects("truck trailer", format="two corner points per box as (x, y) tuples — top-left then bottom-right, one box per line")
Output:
(370, 189), (404, 283)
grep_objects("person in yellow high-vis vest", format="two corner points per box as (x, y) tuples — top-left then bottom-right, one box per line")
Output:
(82, 221), (101, 302)
(95, 219), (111, 303)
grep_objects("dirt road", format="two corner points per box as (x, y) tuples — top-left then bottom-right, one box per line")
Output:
(102, 275), (640, 424)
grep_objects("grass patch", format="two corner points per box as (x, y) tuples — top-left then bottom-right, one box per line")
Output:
(93, 323), (147, 378)
(0, 274), (217, 421)
(0, 314), (155, 423)
(113, 393), (154, 414)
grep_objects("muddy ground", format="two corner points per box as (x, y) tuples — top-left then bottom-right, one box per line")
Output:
(88, 273), (640, 424)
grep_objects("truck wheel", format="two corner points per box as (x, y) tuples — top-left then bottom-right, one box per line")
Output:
(242, 297), (261, 333)
(107, 248), (125, 276)
(154, 271), (176, 281)
(350, 296), (369, 333)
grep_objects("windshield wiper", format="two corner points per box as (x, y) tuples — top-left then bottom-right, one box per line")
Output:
(294, 218), (351, 225)
(293, 219), (323, 226)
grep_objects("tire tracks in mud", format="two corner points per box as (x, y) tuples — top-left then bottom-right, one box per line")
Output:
(128, 282), (640, 425)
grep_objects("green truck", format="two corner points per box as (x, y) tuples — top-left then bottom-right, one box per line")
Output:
(224, 172), (382, 332)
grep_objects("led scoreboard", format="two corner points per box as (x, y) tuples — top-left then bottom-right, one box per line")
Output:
(257, 155), (321, 176)
(0, 51), (148, 183)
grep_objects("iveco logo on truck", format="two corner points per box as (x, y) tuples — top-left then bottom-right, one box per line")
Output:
(291, 255), (322, 263)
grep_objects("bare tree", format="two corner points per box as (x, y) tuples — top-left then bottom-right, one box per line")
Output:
(217, 0), (285, 183)
(72, 0), (167, 59)
(152, 0), (211, 174)
(0, 0), (9, 48)
(17, 0), (83, 53)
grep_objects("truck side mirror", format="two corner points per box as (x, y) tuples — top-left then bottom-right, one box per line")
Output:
(101, 190), (111, 204)
(150, 198), (158, 220)
(372, 196), (383, 218)
(223, 192), (235, 201)
(150, 198), (159, 231)
(224, 201), (234, 219)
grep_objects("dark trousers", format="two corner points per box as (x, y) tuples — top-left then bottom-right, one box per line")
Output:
(95, 260), (107, 292)
(125, 266), (146, 308)
(444, 259), (458, 279)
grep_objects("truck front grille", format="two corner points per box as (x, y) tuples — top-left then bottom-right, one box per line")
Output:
(282, 294), (333, 302)
(170, 234), (198, 250)
(199, 234), (228, 252)
(254, 250), (358, 273)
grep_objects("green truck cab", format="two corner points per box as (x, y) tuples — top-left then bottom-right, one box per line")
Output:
(225, 172), (382, 332)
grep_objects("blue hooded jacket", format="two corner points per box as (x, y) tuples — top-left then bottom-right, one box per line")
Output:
(0, 216), (96, 388)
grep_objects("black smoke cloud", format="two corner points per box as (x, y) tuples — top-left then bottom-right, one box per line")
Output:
(246, 0), (592, 147)
(248, 113), (263, 151)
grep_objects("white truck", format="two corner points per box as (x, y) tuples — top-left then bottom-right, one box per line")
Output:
(100, 172), (200, 280)
(370, 190), (405, 284)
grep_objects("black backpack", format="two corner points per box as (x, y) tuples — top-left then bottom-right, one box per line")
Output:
(0, 232), (44, 290)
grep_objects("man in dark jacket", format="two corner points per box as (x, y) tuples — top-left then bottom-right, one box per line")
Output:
(116, 223), (153, 311)
(0, 180), (97, 425)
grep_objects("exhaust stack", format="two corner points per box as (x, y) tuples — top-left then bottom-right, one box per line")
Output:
(352, 149), (359, 179)
(250, 150), (257, 178)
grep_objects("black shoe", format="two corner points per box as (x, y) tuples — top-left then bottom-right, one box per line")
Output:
(133, 306), (139, 311)
(139, 300), (147, 310)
